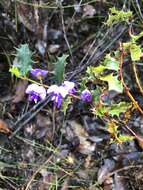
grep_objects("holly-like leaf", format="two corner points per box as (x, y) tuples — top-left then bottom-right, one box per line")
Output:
(54, 54), (68, 83)
(103, 54), (119, 71)
(107, 121), (118, 134)
(106, 7), (132, 26)
(93, 102), (131, 118)
(130, 43), (142, 61)
(86, 54), (119, 78)
(13, 44), (34, 76)
(107, 121), (133, 144)
(100, 73), (123, 93)
(9, 66), (20, 77)
(107, 102), (132, 117)
(87, 65), (106, 77)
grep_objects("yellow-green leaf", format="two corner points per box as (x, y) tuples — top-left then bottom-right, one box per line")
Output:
(9, 66), (20, 77)
(100, 74), (123, 93)
(130, 43), (142, 61)
(108, 102), (132, 117)
(106, 7), (132, 26)
(103, 54), (119, 71)
(118, 134), (134, 142)
(87, 65), (106, 76)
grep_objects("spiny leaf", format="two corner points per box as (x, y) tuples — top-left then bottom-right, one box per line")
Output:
(100, 73), (123, 93)
(130, 43), (142, 61)
(87, 65), (106, 77)
(107, 121), (118, 134)
(86, 54), (119, 78)
(54, 54), (68, 83)
(106, 7), (132, 26)
(107, 121), (133, 144)
(13, 44), (34, 76)
(93, 102), (131, 118)
(103, 54), (119, 71)
(107, 102), (132, 117)
(92, 105), (107, 117)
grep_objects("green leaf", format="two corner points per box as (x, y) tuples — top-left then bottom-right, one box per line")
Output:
(130, 31), (143, 42)
(103, 54), (119, 71)
(13, 44), (34, 76)
(106, 7), (132, 26)
(54, 54), (68, 83)
(61, 96), (72, 115)
(107, 102), (132, 117)
(100, 73), (123, 93)
(87, 65), (106, 77)
(93, 102), (131, 118)
(94, 105), (107, 117)
(118, 134), (134, 142)
(122, 42), (131, 49)
(107, 121), (134, 144)
(86, 54), (119, 78)
(9, 66), (20, 77)
(91, 87), (101, 103)
(130, 43), (142, 61)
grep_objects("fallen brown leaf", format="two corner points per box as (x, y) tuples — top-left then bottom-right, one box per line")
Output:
(63, 121), (96, 155)
(0, 119), (10, 134)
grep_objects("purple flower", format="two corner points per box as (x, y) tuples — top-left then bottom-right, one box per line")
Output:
(47, 85), (68, 108)
(30, 68), (48, 79)
(26, 83), (46, 103)
(62, 81), (76, 94)
(80, 89), (92, 102)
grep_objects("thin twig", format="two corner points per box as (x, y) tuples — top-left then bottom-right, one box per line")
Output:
(68, 25), (127, 80)
(66, 0), (83, 30)
(124, 124), (143, 143)
(135, 0), (143, 21)
(104, 164), (143, 183)
(132, 63), (143, 95)
(16, 0), (97, 9)
(52, 105), (56, 139)
(25, 154), (53, 190)
(60, 6), (74, 65)
(9, 96), (51, 139)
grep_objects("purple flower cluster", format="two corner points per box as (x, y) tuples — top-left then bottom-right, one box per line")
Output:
(80, 89), (92, 102)
(26, 84), (46, 103)
(30, 68), (48, 79)
(25, 68), (92, 107)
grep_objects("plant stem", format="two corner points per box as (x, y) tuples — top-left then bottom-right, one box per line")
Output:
(119, 42), (143, 115)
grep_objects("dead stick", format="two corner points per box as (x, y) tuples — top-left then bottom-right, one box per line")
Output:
(9, 96), (51, 139)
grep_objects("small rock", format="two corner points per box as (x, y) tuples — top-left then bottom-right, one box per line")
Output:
(83, 5), (96, 17)
(48, 44), (60, 54)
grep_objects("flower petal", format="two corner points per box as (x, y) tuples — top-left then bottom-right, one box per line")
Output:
(62, 81), (75, 94)
(30, 68), (48, 79)
(80, 89), (92, 102)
